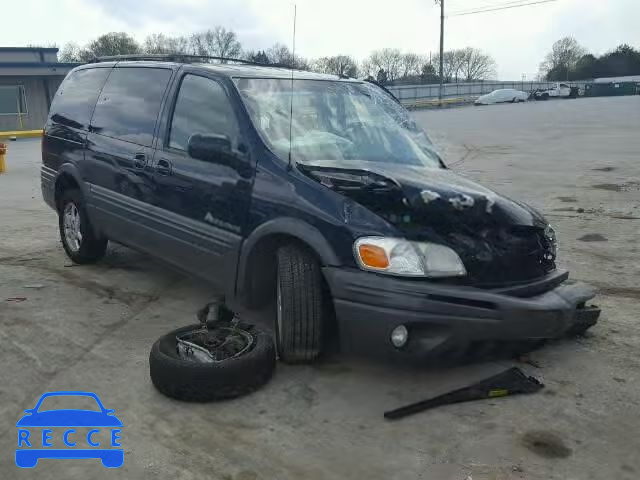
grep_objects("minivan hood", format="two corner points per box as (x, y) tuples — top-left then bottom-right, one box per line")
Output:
(298, 160), (547, 228)
(298, 161), (555, 285)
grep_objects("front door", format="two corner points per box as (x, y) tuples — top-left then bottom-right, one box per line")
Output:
(151, 72), (254, 290)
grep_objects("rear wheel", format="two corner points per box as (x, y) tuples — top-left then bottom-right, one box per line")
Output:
(275, 244), (324, 363)
(58, 189), (107, 264)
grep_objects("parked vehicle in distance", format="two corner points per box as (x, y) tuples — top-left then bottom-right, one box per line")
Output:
(474, 89), (529, 105)
(532, 82), (580, 100)
(41, 56), (600, 363)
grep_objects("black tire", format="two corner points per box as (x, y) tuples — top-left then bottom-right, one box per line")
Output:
(58, 189), (107, 264)
(276, 244), (323, 363)
(149, 322), (276, 402)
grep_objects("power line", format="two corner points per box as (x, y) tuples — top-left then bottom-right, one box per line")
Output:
(448, 0), (557, 17)
(448, 0), (537, 8)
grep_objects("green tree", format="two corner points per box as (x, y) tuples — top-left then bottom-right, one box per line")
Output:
(420, 62), (439, 83)
(84, 32), (141, 59)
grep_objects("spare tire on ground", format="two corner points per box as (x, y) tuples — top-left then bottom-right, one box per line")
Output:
(149, 321), (276, 402)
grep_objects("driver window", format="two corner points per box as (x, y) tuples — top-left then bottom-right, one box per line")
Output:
(169, 75), (238, 152)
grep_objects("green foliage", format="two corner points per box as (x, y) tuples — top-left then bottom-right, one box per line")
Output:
(543, 40), (640, 80)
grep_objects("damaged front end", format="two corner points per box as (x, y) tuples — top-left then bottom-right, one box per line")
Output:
(299, 162), (558, 286)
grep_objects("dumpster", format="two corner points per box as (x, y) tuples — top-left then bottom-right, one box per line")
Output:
(584, 82), (639, 97)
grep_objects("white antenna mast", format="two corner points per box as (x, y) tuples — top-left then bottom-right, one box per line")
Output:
(287, 3), (297, 170)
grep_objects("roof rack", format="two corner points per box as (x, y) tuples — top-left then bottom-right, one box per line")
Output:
(91, 54), (267, 66)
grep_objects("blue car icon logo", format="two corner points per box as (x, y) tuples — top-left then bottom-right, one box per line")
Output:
(16, 391), (123, 468)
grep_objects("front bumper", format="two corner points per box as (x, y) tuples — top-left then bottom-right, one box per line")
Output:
(323, 267), (600, 360)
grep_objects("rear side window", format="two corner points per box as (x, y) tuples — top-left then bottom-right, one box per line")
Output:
(168, 74), (238, 151)
(49, 68), (110, 130)
(91, 67), (172, 147)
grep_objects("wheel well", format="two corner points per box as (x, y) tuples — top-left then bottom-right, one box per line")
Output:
(243, 234), (320, 309)
(54, 173), (80, 211)
(241, 233), (339, 348)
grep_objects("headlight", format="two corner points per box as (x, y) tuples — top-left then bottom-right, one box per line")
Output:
(353, 237), (466, 278)
(544, 225), (558, 259)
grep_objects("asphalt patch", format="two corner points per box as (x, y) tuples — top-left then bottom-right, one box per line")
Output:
(521, 431), (572, 459)
(591, 183), (621, 191)
(578, 234), (608, 242)
(592, 166), (616, 172)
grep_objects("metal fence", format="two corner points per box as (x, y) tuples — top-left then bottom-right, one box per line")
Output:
(387, 80), (591, 106)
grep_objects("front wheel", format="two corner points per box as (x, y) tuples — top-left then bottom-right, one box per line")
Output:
(58, 189), (107, 264)
(276, 244), (324, 363)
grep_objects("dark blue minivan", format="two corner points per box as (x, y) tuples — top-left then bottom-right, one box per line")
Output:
(41, 56), (600, 363)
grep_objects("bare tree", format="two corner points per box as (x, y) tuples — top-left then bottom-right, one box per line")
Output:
(264, 43), (309, 69)
(367, 49), (403, 82)
(458, 47), (496, 81)
(59, 42), (83, 62)
(189, 27), (242, 59)
(400, 53), (424, 78)
(211, 26), (242, 58)
(267, 43), (294, 65)
(313, 55), (358, 77)
(539, 36), (587, 79)
(143, 34), (189, 55)
(360, 59), (375, 79)
(434, 49), (466, 82)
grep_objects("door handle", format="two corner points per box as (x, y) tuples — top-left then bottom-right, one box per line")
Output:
(133, 152), (147, 169)
(155, 158), (172, 176)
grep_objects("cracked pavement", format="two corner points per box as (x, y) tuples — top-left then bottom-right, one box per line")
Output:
(1, 96), (639, 479)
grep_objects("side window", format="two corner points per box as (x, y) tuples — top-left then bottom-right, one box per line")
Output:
(91, 67), (172, 147)
(49, 68), (111, 130)
(168, 75), (238, 152)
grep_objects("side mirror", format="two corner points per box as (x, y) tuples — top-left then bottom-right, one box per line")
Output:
(187, 133), (232, 162)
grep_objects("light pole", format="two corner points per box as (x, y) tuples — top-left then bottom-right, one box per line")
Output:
(436, 0), (444, 105)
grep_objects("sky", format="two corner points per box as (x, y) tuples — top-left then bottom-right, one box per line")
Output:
(2, 0), (639, 80)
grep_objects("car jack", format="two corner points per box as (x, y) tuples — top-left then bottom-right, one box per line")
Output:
(384, 367), (544, 420)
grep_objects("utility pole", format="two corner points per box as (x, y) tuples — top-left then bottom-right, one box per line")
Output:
(436, 0), (444, 105)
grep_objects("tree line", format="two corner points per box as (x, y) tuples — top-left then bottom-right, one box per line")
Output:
(58, 29), (497, 85)
(539, 37), (640, 81)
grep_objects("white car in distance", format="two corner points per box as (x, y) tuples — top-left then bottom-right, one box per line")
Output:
(475, 89), (529, 105)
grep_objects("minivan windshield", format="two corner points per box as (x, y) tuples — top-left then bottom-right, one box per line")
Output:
(234, 78), (441, 168)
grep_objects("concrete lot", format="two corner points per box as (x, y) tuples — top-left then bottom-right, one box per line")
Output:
(1, 96), (639, 480)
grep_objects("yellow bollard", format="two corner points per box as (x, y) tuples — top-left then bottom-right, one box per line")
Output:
(0, 143), (6, 173)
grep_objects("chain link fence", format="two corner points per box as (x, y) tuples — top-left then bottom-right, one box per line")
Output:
(387, 80), (591, 107)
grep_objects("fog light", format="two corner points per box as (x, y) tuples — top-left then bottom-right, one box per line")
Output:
(390, 325), (408, 348)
